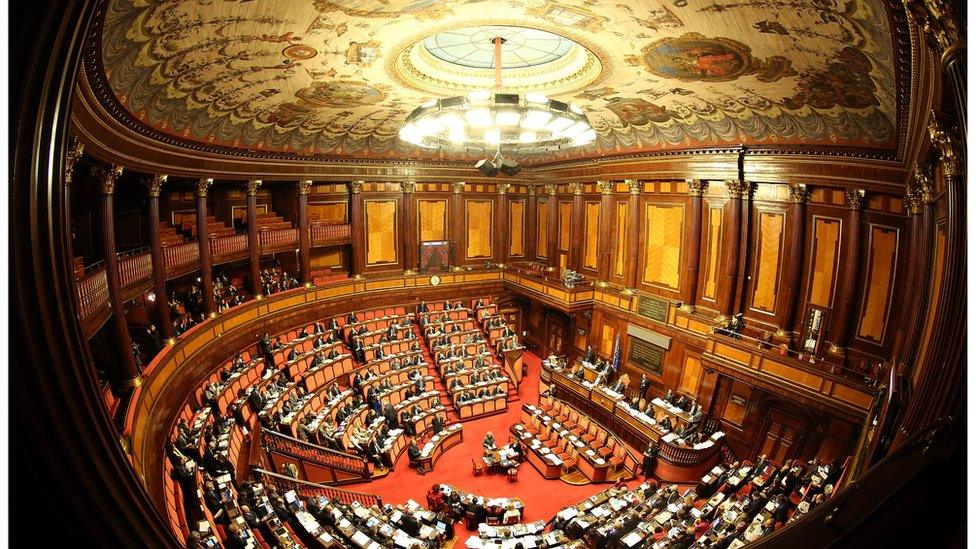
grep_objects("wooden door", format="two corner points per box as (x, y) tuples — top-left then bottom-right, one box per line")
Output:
(757, 411), (804, 464)
(544, 313), (569, 358)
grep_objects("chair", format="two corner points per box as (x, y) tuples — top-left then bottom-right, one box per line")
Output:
(472, 458), (485, 476)
(508, 466), (518, 482)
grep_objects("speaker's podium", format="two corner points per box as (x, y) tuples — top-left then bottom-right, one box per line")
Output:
(501, 347), (524, 396)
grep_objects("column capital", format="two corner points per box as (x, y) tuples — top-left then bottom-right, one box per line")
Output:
(545, 183), (558, 196)
(350, 180), (365, 194)
(903, 0), (964, 60)
(626, 179), (641, 195)
(147, 174), (167, 198)
(904, 189), (924, 216)
(568, 182), (584, 196)
(496, 182), (511, 195)
(64, 136), (85, 186)
(92, 163), (123, 195)
(298, 179), (313, 195)
(451, 181), (466, 194)
(724, 180), (753, 199)
(788, 184), (810, 204)
(401, 180), (417, 194)
(597, 180), (614, 195)
(928, 112), (962, 177)
(846, 189), (866, 210)
(527, 184), (537, 196)
(246, 179), (262, 196)
(913, 161), (936, 203)
(686, 179), (708, 197)
(196, 178), (213, 198)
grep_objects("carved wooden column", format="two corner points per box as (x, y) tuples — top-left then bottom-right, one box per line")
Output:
(904, 0), (966, 141)
(774, 184), (810, 345)
(64, 137), (83, 281)
(246, 179), (262, 296)
(568, 182), (584, 272)
(623, 179), (641, 291)
(596, 180), (614, 283)
(450, 181), (465, 269)
(717, 180), (750, 321)
(196, 178), (216, 316)
(825, 189), (866, 358)
(401, 181), (417, 273)
(297, 179), (312, 285)
(545, 183), (559, 270)
(898, 164), (936, 367)
(349, 180), (366, 277)
(680, 180), (707, 311)
(94, 164), (141, 389)
(495, 182), (511, 265)
(147, 174), (174, 342)
(525, 184), (538, 259)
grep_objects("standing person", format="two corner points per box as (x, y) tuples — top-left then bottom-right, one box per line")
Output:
(642, 441), (659, 478)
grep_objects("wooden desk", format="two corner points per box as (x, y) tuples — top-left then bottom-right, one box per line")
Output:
(458, 395), (507, 419)
(419, 425), (463, 470)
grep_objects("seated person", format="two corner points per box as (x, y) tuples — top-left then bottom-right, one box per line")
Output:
(407, 440), (427, 474)
(483, 431), (497, 453)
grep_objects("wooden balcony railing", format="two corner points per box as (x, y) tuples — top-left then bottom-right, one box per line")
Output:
(260, 227), (299, 252)
(252, 468), (381, 507)
(311, 223), (351, 243)
(118, 249), (153, 288)
(262, 429), (371, 485)
(210, 234), (247, 258)
(163, 242), (199, 272)
(77, 265), (109, 319)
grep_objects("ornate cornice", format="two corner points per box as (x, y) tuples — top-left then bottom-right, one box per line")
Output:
(928, 112), (961, 177)
(147, 174), (167, 198)
(350, 180), (364, 194)
(451, 181), (466, 194)
(686, 179), (708, 197)
(596, 180), (614, 195)
(196, 178), (213, 198)
(400, 180), (417, 194)
(846, 189), (866, 210)
(246, 179), (262, 196)
(903, 0), (964, 60)
(92, 163), (123, 195)
(64, 137), (85, 186)
(496, 182), (511, 195)
(298, 179), (313, 195)
(626, 179), (640, 195)
(545, 183), (558, 196)
(788, 184), (810, 204)
(724, 180), (753, 199)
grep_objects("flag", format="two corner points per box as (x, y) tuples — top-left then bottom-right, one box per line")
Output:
(611, 334), (621, 373)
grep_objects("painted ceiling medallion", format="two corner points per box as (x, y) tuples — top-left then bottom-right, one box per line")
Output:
(423, 26), (574, 69)
(283, 44), (319, 60)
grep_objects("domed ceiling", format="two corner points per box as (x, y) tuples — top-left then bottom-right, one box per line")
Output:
(90, 0), (906, 163)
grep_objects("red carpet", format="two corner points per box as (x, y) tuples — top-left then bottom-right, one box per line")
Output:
(352, 352), (646, 524)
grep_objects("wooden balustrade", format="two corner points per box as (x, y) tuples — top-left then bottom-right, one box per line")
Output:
(262, 429), (371, 485)
(209, 234), (247, 258)
(252, 468), (381, 507)
(163, 242), (199, 272)
(260, 227), (299, 252)
(76, 267), (109, 319)
(118, 251), (153, 288)
(310, 223), (351, 243)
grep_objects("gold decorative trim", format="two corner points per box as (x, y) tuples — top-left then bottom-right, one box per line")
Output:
(119, 374), (143, 388)
(196, 178), (213, 198)
(350, 180), (365, 194)
(596, 180), (614, 195)
(846, 189), (866, 210)
(626, 179), (640, 195)
(545, 183), (558, 196)
(92, 163), (123, 195)
(401, 180), (417, 194)
(569, 182), (584, 196)
(527, 185), (537, 196)
(64, 137), (85, 187)
(246, 179), (262, 196)
(788, 184), (810, 204)
(497, 182), (511, 195)
(147, 174), (167, 198)
(687, 180), (708, 197)
(451, 181), (466, 194)
(298, 179), (313, 195)
(928, 111), (961, 177)
(724, 180), (753, 199)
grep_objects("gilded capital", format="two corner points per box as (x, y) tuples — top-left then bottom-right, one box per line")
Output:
(626, 179), (640, 195)
(904, 189), (924, 216)
(451, 181), (466, 194)
(569, 182), (584, 196)
(724, 180), (753, 199)
(902, 0), (962, 58)
(147, 174), (167, 198)
(527, 184), (537, 196)
(298, 179), (313, 195)
(196, 178), (213, 198)
(597, 180), (614, 195)
(686, 180), (708, 197)
(401, 180), (417, 194)
(350, 180), (365, 194)
(913, 162), (936, 204)
(928, 112), (961, 177)
(64, 137), (85, 186)
(788, 184), (810, 204)
(246, 179), (262, 196)
(496, 182), (511, 195)
(545, 183), (558, 196)
(846, 189), (866, 210)
(92, 163), (123, 195)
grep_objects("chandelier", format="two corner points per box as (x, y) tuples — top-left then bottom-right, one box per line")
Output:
(398, 36), (595, 156)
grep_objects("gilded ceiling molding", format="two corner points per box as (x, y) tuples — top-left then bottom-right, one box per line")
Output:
(298, 180), (313, 195)
(686, 180), (708, 197)
(451, 181), (466, 194)
(401, 181), (417, 194)
(928, 112), (961, 177)
(724, 180), (754, 199)
(147, 174), (167, 198)
(626, 179), (640, 195)
(64, 137), (85, 187)
(545, 183), (558, 196)
(596, 180), (614, 195)
(788, 184), (810, 203)
(246, 179), (262, 196)
(349, 180), (364, 194)
(196, 178), (213, 198)
(92, 163), (123, 195)
(847, 189), (867, 210)
(496, 182), (511, 195)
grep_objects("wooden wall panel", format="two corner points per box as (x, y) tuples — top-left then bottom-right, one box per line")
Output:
(808, 217), (842, 307)
(583, 201), (600, 271)
(613, 201), (627, 278)
(536, 201), (549, 260)
(641, 203), (684, 290)
(722, 379), (752, 427)
(364, 199), (398, 265)
(702, 207), (723, 300)
(509, 200), (525, 257)
(558, 200), (573, 270)
(679, 355), (702, 397)
(309, 201), (347, 224)
(856, 225), (899, 343)
(751, 211), (785, 313)
(418, 199), (447, 242)
(600, 323), (616, 356)
(465, 199), (493, 259)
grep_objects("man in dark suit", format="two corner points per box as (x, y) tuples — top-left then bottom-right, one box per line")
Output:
(407, 440), (426, 474)
(432, 414), (444, 435)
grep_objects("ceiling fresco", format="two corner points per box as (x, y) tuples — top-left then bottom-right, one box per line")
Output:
(95, 0), (902, 162)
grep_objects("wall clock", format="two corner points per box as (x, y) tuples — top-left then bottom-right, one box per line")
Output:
(429, 274), (441, 286)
